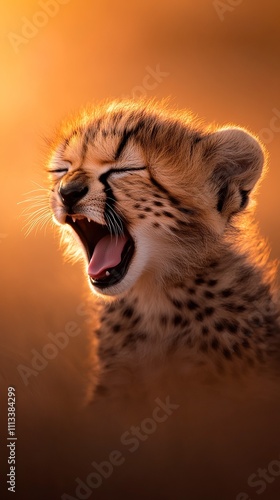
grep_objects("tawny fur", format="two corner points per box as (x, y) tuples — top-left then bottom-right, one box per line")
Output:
(47, 99), (280, 398)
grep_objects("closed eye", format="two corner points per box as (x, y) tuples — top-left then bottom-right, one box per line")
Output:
(108, 166), (147, 177)
(47, 168), (69, 181)
(99, 166), (147, 184)
(47, 160), (71, 178)
(48, 169), (68, 174)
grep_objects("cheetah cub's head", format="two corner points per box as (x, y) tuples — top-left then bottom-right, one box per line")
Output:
(48, 100), (265, 298)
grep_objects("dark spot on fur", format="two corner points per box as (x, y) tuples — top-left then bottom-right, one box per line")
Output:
(237, 266), (253, 284)
(204, 291), (215, 299)
(223, 348), (232, 360)
(221, 289), (233, 298)
(233, 343), (242, 358)
(204, 307), (215, 317)
(173, 314), (183, 326)
(154, 200), (163, 207)
(168, 195), (180, 206)
(195, 312), (204, 322)
(138, 214), (146, 219)
(178, 207), (194, 215)
(249, 315), (262, 327)
(188, 288), (196, 295)
(227, 321), (239, 334)
(134, 203), (141, 209)
(224, 302), (246, 313)
(195, 277), (205, 285)
(154, 212), (161, 216)
(163, 211), (174, 218)
(113, 324), (121, 333)
(123, 307), (133, 319)
(211, 338), (220, 350)
(236, 305), (246, 313)
(153, 222), (160, 228)
(171, 298), (183, 309)
(215, 321), (226, 332)
(160, 315), (168, 326)
(242, 339), (250, 349)
(209, 261), (218, 268)
(202, 326), (209, 335)
(122, 333), (136, 348)
(207, 279), (218, 287)
(177, 219), (189, 227)
(144, 207), (152, 212)
(242, 294), (257, 303)
(131, 316), (141, 327)
(242, 327), (252, 337)
(182, 319), (190, 328)
(187, 300), (199, 311)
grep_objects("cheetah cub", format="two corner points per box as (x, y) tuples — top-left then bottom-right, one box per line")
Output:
(48, 100), (280, 397)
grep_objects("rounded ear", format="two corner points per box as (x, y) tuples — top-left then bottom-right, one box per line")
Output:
(199, 127), (265, 216)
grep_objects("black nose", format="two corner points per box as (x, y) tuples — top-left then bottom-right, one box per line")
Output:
(59, 182), (89, 207)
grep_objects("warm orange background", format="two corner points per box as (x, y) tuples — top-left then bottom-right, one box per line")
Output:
(2, 0), (280, 372)
(1, 1), (280, 498)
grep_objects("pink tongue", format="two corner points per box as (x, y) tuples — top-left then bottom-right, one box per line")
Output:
(88, 235), (128, 280)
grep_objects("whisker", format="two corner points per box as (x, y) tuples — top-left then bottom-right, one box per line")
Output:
(23, 213), (52, 237)
(30, 180), (49, 190)
(106, 206), (124, 237)
(105, 212), (115, 241)
(20, 203), (49, 214)
(20, 188), (49, 195)
(18, 197), (48, 206)
(20, 186), (52, 236)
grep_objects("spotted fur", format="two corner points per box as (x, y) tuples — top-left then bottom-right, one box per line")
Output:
(47, 99), (280, 397)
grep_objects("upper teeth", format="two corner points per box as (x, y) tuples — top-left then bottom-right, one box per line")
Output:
(71, 216), (91, 223)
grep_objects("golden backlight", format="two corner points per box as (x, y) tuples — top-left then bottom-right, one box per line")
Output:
(1, 1), (280, 499)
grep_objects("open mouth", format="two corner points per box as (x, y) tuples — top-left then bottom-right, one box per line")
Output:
(66, 215), (135, 289)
